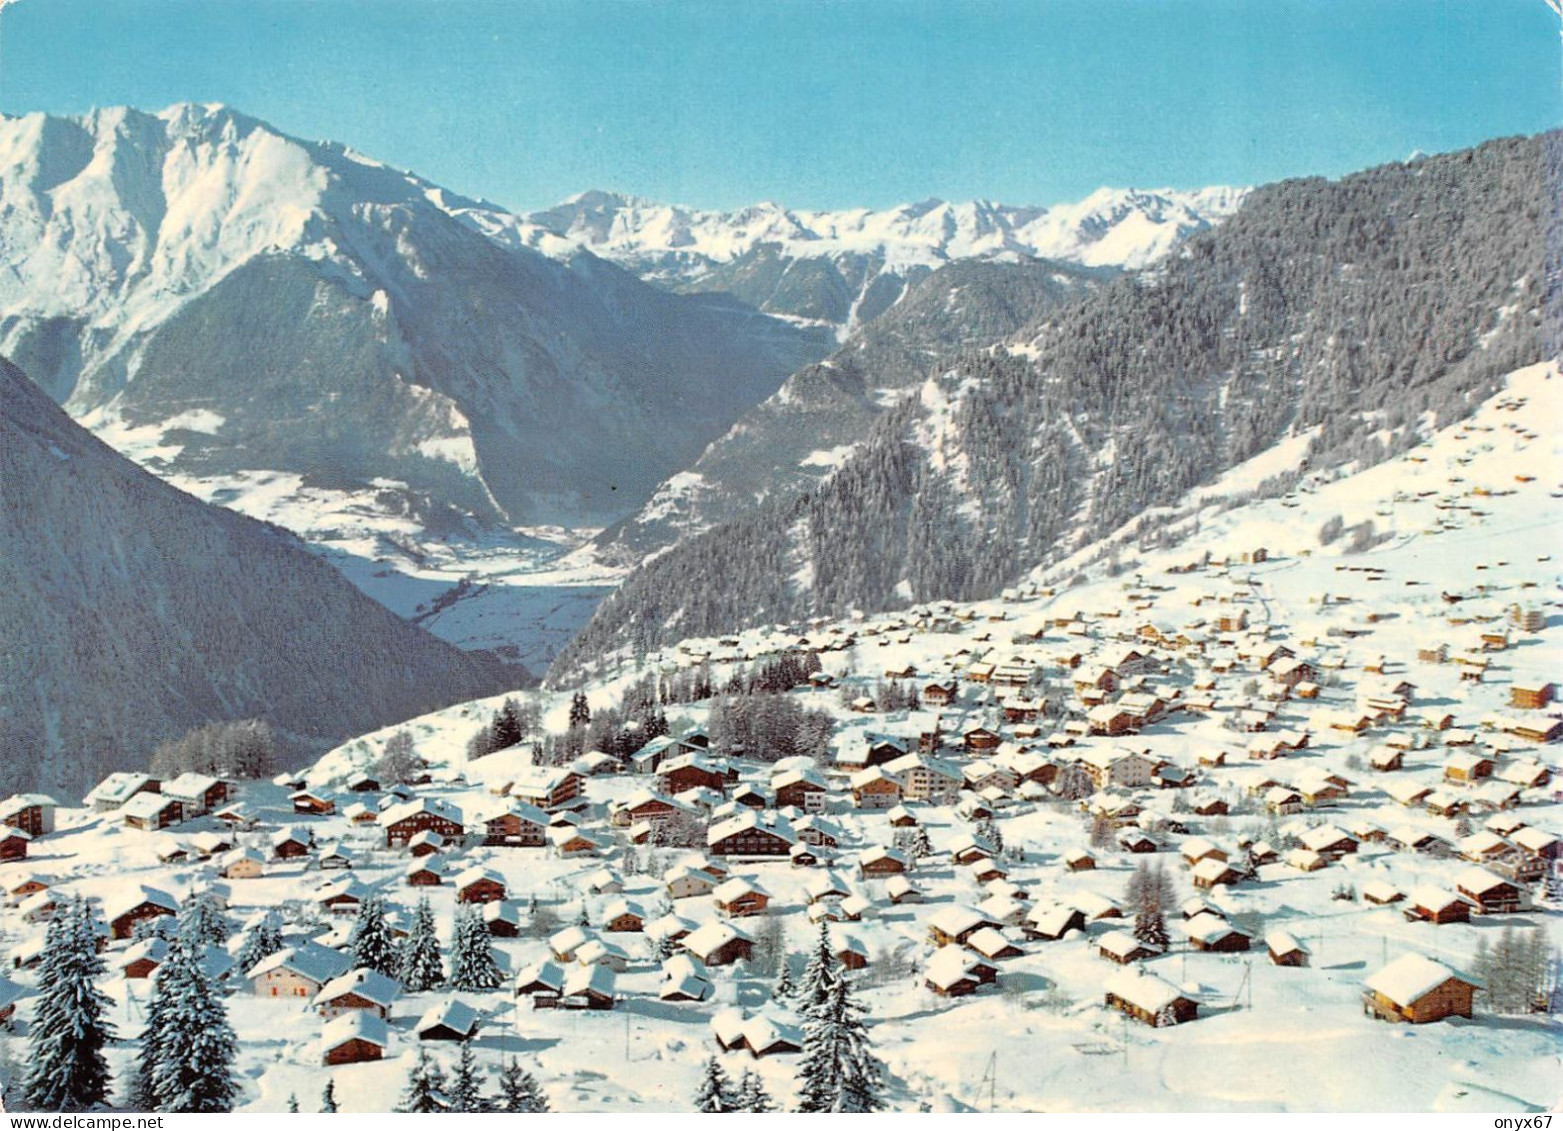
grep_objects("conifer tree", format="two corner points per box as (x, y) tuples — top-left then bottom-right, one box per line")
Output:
(148, 915), (240, 1113)
(795, 976), (883, 1112)
(495, 1059), (550, 1113)
(797, 920), (838, 1018)
(492, 699), (524, 750)
(128, 953), (174, 1111)
(398, 897), (445, 992)
(569, 691), (592, 729)
(773, 954), (798, 1002)
(320, 1079), (338, 1113)
(448, 905), (504, 991)
(287, 1094), (299, 1113)
(181, 892), (232, 949)
(694, 1056), (739, 1112)
(25, 897), (116, 1112)
(234, 914), (285, 977)
(449, 1041), (488, 1113)
(396, 1049), (447, 1113)
(1128, 860), (1173, 951)
(348, 894), (399, 978)
(736, 1069), (777, 1113)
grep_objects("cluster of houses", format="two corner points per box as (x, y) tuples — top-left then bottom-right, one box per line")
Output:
(0, 515), (1555, 1106)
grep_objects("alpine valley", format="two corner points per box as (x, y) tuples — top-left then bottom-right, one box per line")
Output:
(2, 91), (1562, 1119)
(0, 104), (1245, 671)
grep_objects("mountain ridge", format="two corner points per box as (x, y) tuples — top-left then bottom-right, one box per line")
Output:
(0, 102), (831, 528)
(0, 354), (521, 796)
(550, 130), (1560, 684)
(525, 184), (1246, 332)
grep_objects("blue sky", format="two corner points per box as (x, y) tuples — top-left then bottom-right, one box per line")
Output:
(3, 0), (1557, 213)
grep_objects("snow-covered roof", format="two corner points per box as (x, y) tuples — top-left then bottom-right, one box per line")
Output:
(1099, 929), (1159, 959)
(1185, 912), (1245, 946)
(1409, 886), (1465, 912)
(381, 797), (463, 827)
(562, 963), (615, 998)
(417, 999), (478, 1037)
(515, 959), (565, 993)
(681, 920), (751, 959)
(120, 792), (180, 820)
(321, 1010), (388, 1051)
(1103, 967), (1196, 1012)
(248, 941), (352, 985)
(1365, 954), (1475, 1004)
(1454, 867), (1514, 895)
(1265, 930), (1307, 956)
(84, 772), (155, 806)
(316, 967), (401, 1009)
(105, 884), (179, 922)
(162, 772), (220, 798)
(924, 946), (986, 988)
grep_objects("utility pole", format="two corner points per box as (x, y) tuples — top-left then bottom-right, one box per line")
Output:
(977, 1050), (998, 1112)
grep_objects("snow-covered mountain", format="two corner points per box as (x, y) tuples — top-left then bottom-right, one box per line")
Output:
(0, 104), (830, 528)
(552, 132), (1556, 681)
(0, 355), (517, 797)
(593, 255), (1118, 562)
(527, 186), (1246, 331)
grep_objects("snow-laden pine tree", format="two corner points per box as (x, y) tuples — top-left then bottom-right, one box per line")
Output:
(795, 975), (884, 1112)
(181, 892), (232, 949)
(398, 896), (445, 992)
(320, 1079), (339, 1113)
(396, 1049), (447, 1113)
(449, 1040), (488, 1112)
(348, 894), (399, 978)
(24, 897), (116, 1111)
(797, 919), (839, 1019)
(1128, 860), (1173, 951)
(233, 913), (285, 977)
(287, 1094), (299, 1113)
(694, 1056), (739, 1112)
(148, 914), (240, 1113)
(127, 949), (175, 1112)
(448, 904), (504, 991)
(736, 1069), (777, 1113)
(773, 954), (798, 1001)
(495, 1059), (550, 1112)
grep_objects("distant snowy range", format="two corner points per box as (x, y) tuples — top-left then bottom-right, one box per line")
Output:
(0, 102), (1245, 670)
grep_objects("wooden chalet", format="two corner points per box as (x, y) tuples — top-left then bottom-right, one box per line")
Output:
(382, 798), (464, 848)
(1363, 955), (1476, 1024)
(107, 886), (178, 940)
(1105, 968), (1198, 1027)
(320, 1012), (388, 1066)
(1455, 868), (1524, 914)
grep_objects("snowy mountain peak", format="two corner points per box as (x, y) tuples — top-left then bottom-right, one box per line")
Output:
(526, 183), (1249, 275)
(0, 104), (829, 529)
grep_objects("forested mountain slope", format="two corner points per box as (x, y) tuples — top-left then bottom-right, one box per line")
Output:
(593, 255), (1118, 559)
(0, 357), (519, 796)
(553, 132), (1560, 682)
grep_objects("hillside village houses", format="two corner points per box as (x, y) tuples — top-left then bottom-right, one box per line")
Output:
(4, 453), (1560, 1116)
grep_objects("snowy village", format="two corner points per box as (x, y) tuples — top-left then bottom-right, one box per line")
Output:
(2, 358), (1559, 1115)
(3, 0), (1562, 1119)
